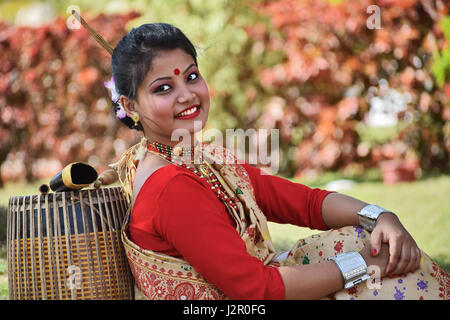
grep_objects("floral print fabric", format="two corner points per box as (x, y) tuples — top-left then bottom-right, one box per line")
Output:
(276, 226), (449, 300)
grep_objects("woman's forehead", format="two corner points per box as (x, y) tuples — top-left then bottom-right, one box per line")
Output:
(147, 49), (195, 78)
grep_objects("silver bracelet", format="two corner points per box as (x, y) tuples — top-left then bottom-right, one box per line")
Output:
(357, 204), (393, 232)
(328, 251), (370, 289)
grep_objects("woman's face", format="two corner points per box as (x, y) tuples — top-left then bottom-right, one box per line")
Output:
(133, 48), (210, 147)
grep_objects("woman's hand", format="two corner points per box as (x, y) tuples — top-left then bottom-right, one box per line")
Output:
(359, 243), (390, 278)
(369, 213), (421, 276)
(320, 193), (421, 276)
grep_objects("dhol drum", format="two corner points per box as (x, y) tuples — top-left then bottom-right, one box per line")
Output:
(7, 186), (134, 300)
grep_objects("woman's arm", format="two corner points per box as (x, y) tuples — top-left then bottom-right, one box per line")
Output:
(242, 162), (333, 230)
(149, 173), (286, 299)
(320, 192), (421, 276)
(320, 192), (366, 228)
(242, 163), (418, 292)
(278, 261), (344, 300)
(278, 192), (394, 299)
(278, 243), (391, 299)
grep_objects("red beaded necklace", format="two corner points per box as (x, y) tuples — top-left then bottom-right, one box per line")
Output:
(146, 141), (239, 210)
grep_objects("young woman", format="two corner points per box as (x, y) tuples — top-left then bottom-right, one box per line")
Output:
(107, 23), (449, 300)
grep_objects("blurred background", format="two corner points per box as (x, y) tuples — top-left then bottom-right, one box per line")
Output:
(0, 0), (449, 299)
(0, 0), (449, 183)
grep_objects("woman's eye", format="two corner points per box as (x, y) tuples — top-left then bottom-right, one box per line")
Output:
(187, 72), (199, 81)
(154, 84), (171, 93)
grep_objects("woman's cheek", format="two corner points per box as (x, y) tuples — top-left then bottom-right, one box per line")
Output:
(151, 97), (175, 116)
(197, 81), (210, 103)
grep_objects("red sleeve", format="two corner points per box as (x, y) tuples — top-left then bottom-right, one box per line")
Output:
(153, 173), (285, 300)
(242, 163), (333, 230)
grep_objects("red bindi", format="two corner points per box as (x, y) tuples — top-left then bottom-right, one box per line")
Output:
(173, 68), (180, 75)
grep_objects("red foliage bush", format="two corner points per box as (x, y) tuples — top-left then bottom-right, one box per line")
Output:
(0, 12), (140, 185)
(246, 0), (449, 179)
(1, 2), (449, 186)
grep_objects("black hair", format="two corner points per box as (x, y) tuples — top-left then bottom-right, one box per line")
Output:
(111, 23), (198, 131)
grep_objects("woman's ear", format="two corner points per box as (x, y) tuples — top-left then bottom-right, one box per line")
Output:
(119, 95), (136, 115)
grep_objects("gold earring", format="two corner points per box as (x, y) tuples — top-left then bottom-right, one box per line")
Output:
(131, 112), (140, 127)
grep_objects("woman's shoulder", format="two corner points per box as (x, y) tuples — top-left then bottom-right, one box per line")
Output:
(152, 166), (207, 191)
(134, 160), (208, 202)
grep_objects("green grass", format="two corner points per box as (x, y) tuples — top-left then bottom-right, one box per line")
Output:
(0, 178), (53, 206)
(268, 174), (450, 273)
(0, 245), (7, 300)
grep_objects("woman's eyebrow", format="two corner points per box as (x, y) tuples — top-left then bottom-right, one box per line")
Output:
(149, 63), (196, 86)
(182, 63), (196, 75)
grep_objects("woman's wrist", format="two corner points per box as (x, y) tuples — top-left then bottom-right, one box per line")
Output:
(321, 193), (366, 228)
(359, 243), (390, 278)
(279, 261), (345, 299)
(359, 246), (372, 265)
(376, 211), (398, 226)
(328, 251), (370, 289)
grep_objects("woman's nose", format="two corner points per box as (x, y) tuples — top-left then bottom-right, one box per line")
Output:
(177, 84), (196, 104)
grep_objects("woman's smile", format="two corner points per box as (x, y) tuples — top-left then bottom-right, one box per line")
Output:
(174, 104), (201, 119)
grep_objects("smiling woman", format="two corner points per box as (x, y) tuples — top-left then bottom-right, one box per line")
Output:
(110, 23), (208, 136)
(118, 48), (210, 148)
(104, 22), (449, 300)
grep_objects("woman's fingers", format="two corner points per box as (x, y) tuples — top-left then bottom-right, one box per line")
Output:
(386, 238), (421, 276)
(391, 244), (410, 275)
(402, 246), (417, 275)
(413, 246), (422, 272)
(386, 235), (401, 275)
(369, 229), (383, 257)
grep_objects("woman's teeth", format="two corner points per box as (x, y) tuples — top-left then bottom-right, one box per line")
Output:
(176, 106), (198, 117)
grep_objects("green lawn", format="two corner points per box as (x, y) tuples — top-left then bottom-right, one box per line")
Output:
(0, 174), (449, 300)
(0, 245), (7, 300)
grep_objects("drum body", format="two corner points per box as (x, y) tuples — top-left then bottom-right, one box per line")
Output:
(7, 187), (134, 300)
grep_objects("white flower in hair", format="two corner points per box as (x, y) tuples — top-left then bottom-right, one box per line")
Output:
(104, 76), (127, 119)
(115, 104), (127, 119)
(104, 76), (121, 101)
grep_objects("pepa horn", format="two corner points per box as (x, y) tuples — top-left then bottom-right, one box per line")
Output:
(49, 162), (98, 192)
(71, 10), (113, 56)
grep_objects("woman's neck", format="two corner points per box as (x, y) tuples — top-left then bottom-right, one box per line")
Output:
(144, 132), (198, 150)
(145, 135), (202, 165)
(144, 133), (199, 149)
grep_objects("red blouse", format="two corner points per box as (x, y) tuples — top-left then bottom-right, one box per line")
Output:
(129, 162), (333, 300)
